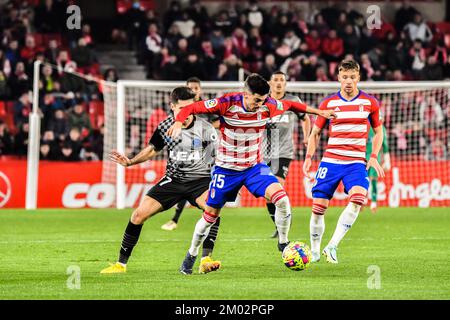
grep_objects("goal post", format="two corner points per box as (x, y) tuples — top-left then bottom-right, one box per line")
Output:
(106, 80), (450, 209)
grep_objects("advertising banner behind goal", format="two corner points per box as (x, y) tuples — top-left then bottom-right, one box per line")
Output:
(2, 160), (449, 208)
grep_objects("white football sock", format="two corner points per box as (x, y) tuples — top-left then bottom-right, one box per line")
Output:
(188, 217), (214, 257)
(274, 195), (292, 244)
(310, 213), (325, 254)
(328, 202), (361, 248)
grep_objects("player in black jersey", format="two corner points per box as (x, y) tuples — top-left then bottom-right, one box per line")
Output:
(161, 77), (220, 231)
(101, 86), (221, 274)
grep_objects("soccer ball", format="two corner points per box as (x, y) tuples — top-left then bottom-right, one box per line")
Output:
(282, 241), (312, 271)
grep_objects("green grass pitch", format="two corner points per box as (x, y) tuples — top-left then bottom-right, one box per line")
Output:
(0, 207), (449, 300)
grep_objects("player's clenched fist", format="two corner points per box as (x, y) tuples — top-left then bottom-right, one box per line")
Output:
(167, 121), (183, 138)
(109, 150), (132, 167)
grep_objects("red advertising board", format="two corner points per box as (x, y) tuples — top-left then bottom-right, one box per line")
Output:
(0, 159), (449, 208)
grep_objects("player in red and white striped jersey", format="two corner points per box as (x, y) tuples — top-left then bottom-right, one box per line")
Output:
(303, 60), (385, 264)
(168, 74), (336, 274)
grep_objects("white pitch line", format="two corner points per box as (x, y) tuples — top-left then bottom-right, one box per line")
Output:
(0, 237), (449, 245)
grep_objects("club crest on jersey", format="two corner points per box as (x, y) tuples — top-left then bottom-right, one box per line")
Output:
(205, 99), (218, 109)
(192, 138), (202, 148)
(276, 100), (283, 110)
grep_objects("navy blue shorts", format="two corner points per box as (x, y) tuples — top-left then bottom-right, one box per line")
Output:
(206, 163), (279, 209)
(311, 161), (369, 200)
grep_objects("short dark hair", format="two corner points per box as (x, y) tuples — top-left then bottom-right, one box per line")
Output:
(170, 86), (196, 104)
(270, 71), (287, 79)
(186, 77), (201, 85)
(244, 73), (270, 95)
(338, 60), (360, 73)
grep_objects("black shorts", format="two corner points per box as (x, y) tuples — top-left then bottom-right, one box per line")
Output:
(146, 176), (211, 211)
(267, 158), (292, 180)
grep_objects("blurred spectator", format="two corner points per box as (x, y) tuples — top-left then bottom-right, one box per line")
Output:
(5, 40), (21, 70)
(200, 41), (219, 80)
(305, 29), (322, 57)
(420, 96), (444, 128)
(34, 0), (64, 33)
(422, 56), (443, 80)
(409, 40), (426, 79)
(20, 35), (40, 65)
(403, 13), (433, 44)
(163, 1), (183, 31)
(395, 1), (420, 32)
(182, 52), (206, 80)
(57, 141), (79, 161)
(0, 71), (11, 99)
(71, 38), (95, 72)
(144, 23), (162, 78)
(283, 30), (301, 52)
(41, 64), (56, 94)
(80, 145), (100, 161)
(60, 61), (86, 95)
(68, 103), (91, 137)
(342, 24), (360, 57)
(173, 10), (196, 38)
(321, 29), (344, 63)
(103, 68), (119, 82)
(45, 39), (60, 64)
(9, 61), (30, 99)
(39, 141), (54, 160)
(185, 0), (209, 32)
(164, 24), (183, 51)
(0, 49), (12, 78)
(247, 0), (264, 29)
(14, 121), (29, 156)
(13, 92), (31, 127)
(47, 109), (69, 142)
(0, 120), (14, 155)
(124, 0), (146, 50)
(260, 54), (277, 81)
(214, 10), (233, 36)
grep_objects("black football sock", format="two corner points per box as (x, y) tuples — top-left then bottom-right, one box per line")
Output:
(118, 221), (143, 264)
(202, 217), (220, 258)
(266, 203), (276, 224)
(172, 199), (188, 223)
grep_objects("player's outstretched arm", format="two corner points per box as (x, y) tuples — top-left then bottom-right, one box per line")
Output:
(303, 125), (322, 179)
(109, 145), (158, 167)
(366, 125), (385, 178)
(282, 100), (336, 120)
(305, 106), (336, 119)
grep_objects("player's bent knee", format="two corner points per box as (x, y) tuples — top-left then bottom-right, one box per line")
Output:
(202, 211), (219, 225)
(271, 189), (290, 210)
(312, 202), (328, 215)
(349, 193), (366, 207)
(131, 208), (149, 224)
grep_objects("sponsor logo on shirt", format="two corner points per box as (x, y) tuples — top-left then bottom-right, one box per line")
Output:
(205, 99), (218, 109)
(276, 100), (283, 110)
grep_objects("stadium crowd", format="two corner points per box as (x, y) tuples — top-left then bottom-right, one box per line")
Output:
(0, 0), (449, 161)
(0, 0), (114, 160)
(119, 0), (450, 82)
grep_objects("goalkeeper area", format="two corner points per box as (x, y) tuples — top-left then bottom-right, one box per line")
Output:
(1, 207), (449, 300)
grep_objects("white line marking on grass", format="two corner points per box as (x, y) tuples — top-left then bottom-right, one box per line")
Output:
(0, 237), (449, 244)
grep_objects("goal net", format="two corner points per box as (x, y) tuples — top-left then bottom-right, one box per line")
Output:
(102, 81), (450, 209)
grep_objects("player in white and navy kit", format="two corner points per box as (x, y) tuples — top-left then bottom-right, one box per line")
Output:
(303, 60), (385, 264)
(168, 74), (336, 274)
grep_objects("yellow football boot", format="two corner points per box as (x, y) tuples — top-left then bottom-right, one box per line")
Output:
(198, 256), (221, 274)
(100, 262), (127, 274)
